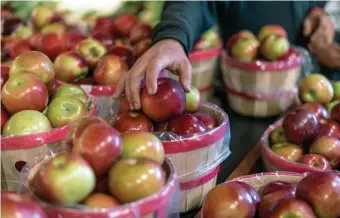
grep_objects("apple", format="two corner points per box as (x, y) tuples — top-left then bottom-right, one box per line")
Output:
(67, 33), (86, 51)
(333, 81), (340, 101)
(28, 33), (42, 49)
(141, 78), (186, 122)
(133, 38), (152, 58)
(300, 103), (329, 120)
(118, 95), (131, 113)
(2, 16), (23, 36)
(77, 38), (107, 68)
(54, 51), (89, 83)
(38, 33), (68, 61)
(9, 51), (55, 83)
(46, 96), (87, 128)
(258, 24), (288, 42)
(184, 86), (201, 113)
(270, 126), (287, 145)
(91, 17), (115, 38)
(1, 107), (9, 132)
(31, 6), (55, 29)
(9, 40), (33, 59)
(115, 14), (138, 37)
(202, 182), (257, 218)
(283, 108), (319, 145)
(11, 25), (33, 39)
(32, 153), (96, 205)
(271, 143), (303, 162)
(298, 154), (332, 170)
(299, 74), (334, 104)
(108, 112), (153, 133)
(93, 55), (129, 85)
(327, 100), (340, 114)
(121, 132), (164, 164)
(129, 23), (152, 44)
(231, 181), (260, 205)
(1, 63), (10, 89)
(91, 32), (114, 48)
(260, 181), (296, 197)
(84, 193), (120, 208)
(72, 119), (122, 177)
(53, 84), (88, 104)
(226, 30), (256, 53)
(201, 29), (220, 48)
(269, 198), (317, 218)
(1, 192), (47, 218)
(260, 34), (290, 61)
(296, 172), (340, 218)
(108, 45), (135, 68)
(258, 190), (295, 218)
(108, 157), (165, 203)
(316, 120), (340, 139)
(231, 37), (259, 62)
(193, 38), (211, 51)
(309, 136), (340, 169)
(40, 22), (66, 35)
(166, 113), (206, 136)
(194, 114), (217, 130)
(2, 110), (51, 136)
(331, 103), (340, 123)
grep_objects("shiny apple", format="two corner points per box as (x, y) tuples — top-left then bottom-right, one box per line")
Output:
(270, 126), (287, 145)
(309, 136), (340, 169)
(298, 154), (332, 170)
(271, 143), (303, 162)
(269, 198), (317, 218)
(231, 181), (260, 205)
(167, 113), (206, 136)
(108, 112), (153, 133)
(316, 120), (340, 139)
(300, 103), (329, 120)
(38, 33), (68, 61)
(184, 86), (201, 113)
(299, 74), (334, 104)
(115, 14), (138, 37)
(258, 190), (295, 218)
(231, 37), (259, 62)
(108, 45), (135, 68)
(194, 114), (217, 130)
(77, 38), (107, 68)
(260, 181), (296, 197)
(84, 193), (120, 208)
(258, 24), (288, 42)
(260, 34), (290, 61)
(52, 84), (88, 104)
(93, 55), (128, 85)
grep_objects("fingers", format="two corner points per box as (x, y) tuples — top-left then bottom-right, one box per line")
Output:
(113, 77), (125, 99)
(178, 60), (192, 92)
(312, 15), (334, 45)
(303, 17), (313, 37)
(145, 60), (162, 95)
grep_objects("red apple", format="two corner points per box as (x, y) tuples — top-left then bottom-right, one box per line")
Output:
(184, 86), (201, 113)
(72, 119), (122, 177)
(283, 108), (319, 145)
(54, 51), (89, 83)
(2, 73), (48, 114)
(91, 17), (115, 38)
(9, 40), (33, 59)
(167, 113), (206, 136)
(298, 154), (332, 170)
(271, 143), (303, 162)
(258, 24), (288, 42)
(52, 84), (88, 104)
(1, 107), (9, 132)
(38, 33), (68, 61)
(118, 95), (131, 113)
(260, 34), (290, 61)
(40, 22), (67, 35)
(260, 181), (296, 197)
(141, 78), (186, 122)
(258, 190), (295, 218)
(226, 30), (256, 53)
(84, 193), (120, 208)
(67, 33), (86, 50)
(121, 132), (164, 164)
(108, 157), (165, 203)
(108, 45), (135, 68)
(269, 198), (317, 218)
(299, 74), (334, 104)
(133, 38), (152, 58)
(331, 103), (340, 123)
(129, 23), (152, 44)
(231, 37), (259, 62)
(91, 32), (114, 48)
(115, 14), (138, 37)
(309, 136), (340, 169)
(296, 172), (340, 218)
(270, 126), (287, 145)
(1, 62), (10, 89)
(77, 38), (107, 68)
(300, 103), (329, 120)
(93, 55), (128, 85)
(28, 33), (42, 49)
(32, 153), (96, 205)
(108, 112), (153, 133)
(202, 182), (257, 218)
(9, 51), (55, 83)
(31, 6), (55, 29)
(1, 192), (47, 218)
(316, 120), (340, 139)
(231, 181), (260, 205)
(194, 114), (217, 130)
(2, 110), (51, 136)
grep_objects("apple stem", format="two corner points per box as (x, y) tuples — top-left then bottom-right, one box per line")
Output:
(305, 90), (317, 103)
(90, 47), (100, 57)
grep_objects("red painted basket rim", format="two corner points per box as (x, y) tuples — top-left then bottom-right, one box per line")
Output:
(189, 44), (222, 62)
(180, 165), (220, 190)
(1, 97), (98, 150)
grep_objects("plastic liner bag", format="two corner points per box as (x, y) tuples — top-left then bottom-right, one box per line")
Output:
(1, 96), (98, 191)
(20, 153), (180, 218)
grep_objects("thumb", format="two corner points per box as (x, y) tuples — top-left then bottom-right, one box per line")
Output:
(303, 17), (313, 36)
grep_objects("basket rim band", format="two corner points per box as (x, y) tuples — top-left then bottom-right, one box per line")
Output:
(189, 45), (222, 62)
(180, 165), (220, 190)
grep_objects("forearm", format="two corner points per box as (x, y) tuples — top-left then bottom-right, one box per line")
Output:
(319, 43), (340, 69)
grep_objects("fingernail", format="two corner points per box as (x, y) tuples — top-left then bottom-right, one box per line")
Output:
(148, 87), (154, 95)
(129, 104), (134, 110)
(134, 102), (140, 110)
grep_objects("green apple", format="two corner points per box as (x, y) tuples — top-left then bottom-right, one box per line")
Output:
(259, 34), (290, 61)
(46, 96), (88, 128)
(299, 74), (334, 104)
(270, 126), (287, 145)
(53, 84), (88, 104)
(202, 29), (219, 48)
(40, 23), (67, 35)
(185, 86), (201, 113)
(31, 6), (55, 29)
(32, 153), (96, 205)
(11, 25), (33, 39)
(2, 110), (52, 136)
(333, 81), (340, 101)
(231, 37), (259, 62)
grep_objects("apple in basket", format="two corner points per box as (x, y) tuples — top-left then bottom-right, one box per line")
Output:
(193, 38), (211, 51)
(133, 38), (152, 58)
(260, 34), (290, 61)
(257, 24), (288, 42)
(108, 45), (135, 68)
(226, 30), (256, 53)
(129, 23), (152, 44)
(31, 6), (55, 29)
(201, 29), (220, 48)
(77, 38), (107, 68)
(260, 181), (297, 197)
(270, 126), (287, 144)
(10, 40), (33, 59)
(333, 81), (340, 100)
(298, 154), (332, 170)
(84, 193), (120, 208)
(184, 86), (201, 113)
(108, 157), (165, 203)
(9, 51), (55, 83)
(52, 84), (88, 104)
(194, 114), (217, 130)
(331, 103), (340, 123)
(115, 14), (138, 37)
(141, 78), (186, 122)
(271, 143), (303, 162)
(258, 190), (295, 218)
(1, 73), (49, 114)
(2, 110), (51, 136)
(1, 192), (47, 218)
(202, 182), (257, 218)
(93, 55), (129, 85)
(296, 172), (340, 218)
(231, 181), (260, 205)
(283, 108), (319, 145)
(1, 107), (9, 132)
(316, 119), (340, 139)
(309, 136), (340, 169)
(121, 132), (164, 164)
(32, 153), (96, 205)
(230, 37), (259, 62)
(40, 22), (67, 35)
(54, 51), (89, 83)
(108, 112), (154, 133)
(167, 113), (207, 136)
(300, 103), (329, 120)
(38, 33), (68, 61)
(298, 74), (334, 104)
(269, 198), (317, 218)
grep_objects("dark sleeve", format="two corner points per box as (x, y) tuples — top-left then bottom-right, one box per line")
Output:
(152, 1), (219, 54)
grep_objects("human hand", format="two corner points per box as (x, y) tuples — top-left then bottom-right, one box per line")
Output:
(309, 41), (340, 69)
(113, 39), (192, 110)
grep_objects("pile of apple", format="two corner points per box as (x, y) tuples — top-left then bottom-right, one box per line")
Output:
(1, 51), (91, 137)
(29, 114), (166, 210)
(202, 171), (340, 218)
(107, 77), (218, 136)
(226, 24), (292, 62)
(268, 74), (340, 170)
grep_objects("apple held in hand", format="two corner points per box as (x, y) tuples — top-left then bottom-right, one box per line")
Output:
(194, 114), (217, 130)
(260, 181), (296, 197)
(141, 78), (186, 122)
(296, 172), (340, 218)
(331, 103), (340, 123)
(121, 132), (164, 164)
(184, 86), (201, 113)
(46, 96), (87, 128)
(269, 198), (317, 218)
(271, 143), (303, 162)
(108, 112), (153, 133)
(108, 45), (135, 68)
(84, 193), (120, 208)
(299, 74), (334, 104)
(298, 154), (332, 170)
(309, 136), (340, 169)
(270, 126), (287, 145)
(108, 157), (165, 203)
(54, 51), (89, 83)
(31, 6), (55, 29)
(258, 24), (288, 42)
(283, 108), (319, 145)
(300, 103), (329, 120)
(93, 55), (128, 85)
(52, 84), (88, 104)
(77, 38), (107, 68)
(260, 34), (290, 61)
(167, 113), (207, 136)
(1, 107), (9, 132)
(32, 153), (96, 205)
(231, 37), (259, 62)
(9, 51), (55, 83)
(2, 73), (48, 114)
